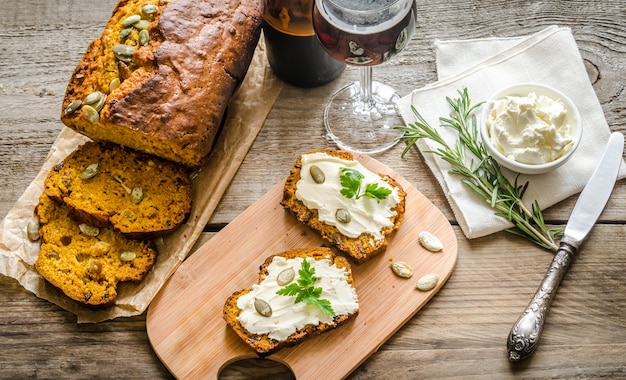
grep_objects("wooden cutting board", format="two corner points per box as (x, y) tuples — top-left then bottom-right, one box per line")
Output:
(146, 154), (458, 379)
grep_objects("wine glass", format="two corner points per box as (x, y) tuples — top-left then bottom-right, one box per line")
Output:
(312, 0), (416, 154)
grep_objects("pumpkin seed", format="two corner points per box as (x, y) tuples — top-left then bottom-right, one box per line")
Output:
(418, 230), (443, 252)
(121, 14), (141, 27)
(112, 44), (135, 63)
(130, 187), (144, 204)
(120, 209), (137, 222)
(83, 91), (104, 105)
(79, 162), (99, 179)
(27, 220), (40, 241)
(64, 99), (82, 115)
(390, 261), (413, 278)
(116, 61), (130, 82)
(133, 19), (151, 30)
(93, 94), (107, 112)
(416, 273), (439, 291)
(84, 91), (106, 112)
(335, 208), (351, 223)
(120, 26), (133, 39)
(119, 250), (137, 262)
(91, 241), (111, 255)
(61, 171), (72, 187)
(109, 77), (121, 92)
(87, 259), (103, 278)
(141, 4), (158, 14)
(309, 165), (325, 184)
(79, 224), (100, 237)
(254, 298), (272, 317)
(139, 29), (149, 46)
(47, 251), (60, 260)
(82, 104), (100, 123)
(276, 267), (295, 286)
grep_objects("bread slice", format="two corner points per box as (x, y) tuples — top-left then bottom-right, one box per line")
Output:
(35, 193), (157, 307)
(281, 150), (406, 263)
(223, 247), (359, 357)
(44, 141), (192, 239)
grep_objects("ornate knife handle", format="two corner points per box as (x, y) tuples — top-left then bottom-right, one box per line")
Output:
(507, 242), (577, 362)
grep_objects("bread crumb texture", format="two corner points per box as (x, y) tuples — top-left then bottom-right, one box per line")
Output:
(44, 141), (192, 238)
(35, 194), (157, 307)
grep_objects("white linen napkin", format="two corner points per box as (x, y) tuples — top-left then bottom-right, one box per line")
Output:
(398, 25), (626, 239)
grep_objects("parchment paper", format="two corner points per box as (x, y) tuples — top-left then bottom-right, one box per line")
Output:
(0, 38), (283, 323)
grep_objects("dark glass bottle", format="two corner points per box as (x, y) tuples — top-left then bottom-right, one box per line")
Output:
(263, 0), (345, 88)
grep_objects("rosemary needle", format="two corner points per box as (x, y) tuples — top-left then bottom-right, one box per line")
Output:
(395, 88), (562, 251)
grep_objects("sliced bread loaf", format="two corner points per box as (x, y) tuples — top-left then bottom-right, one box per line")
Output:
(35, 193), (157, 306)
(44, 141), (192, 238)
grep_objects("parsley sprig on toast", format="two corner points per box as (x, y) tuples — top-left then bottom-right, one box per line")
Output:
(276, 259), (335, 316)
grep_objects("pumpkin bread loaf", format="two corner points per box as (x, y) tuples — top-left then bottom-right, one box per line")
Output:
(60, 0), (264, 167)
(35, 194), (157, 307)
(223, 247), (359, 357)
(281, 150), (406, 263)
(44, 141), (192, 238)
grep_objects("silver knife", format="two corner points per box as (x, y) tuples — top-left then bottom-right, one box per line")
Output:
(507, 131), (624, 362)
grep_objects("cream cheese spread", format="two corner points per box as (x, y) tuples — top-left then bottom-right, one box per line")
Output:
(236, 256), (359, 341)
(486, 92), (574, 164)
(294, 152), (401, 241)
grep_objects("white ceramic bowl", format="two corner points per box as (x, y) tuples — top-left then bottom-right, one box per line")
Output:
(479, 83), (583, 175)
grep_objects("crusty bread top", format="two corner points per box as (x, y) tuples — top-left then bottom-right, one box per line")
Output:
(281, 149), (406, 263)
(223, 247), (359, 357)
(60, 0), (264, 167)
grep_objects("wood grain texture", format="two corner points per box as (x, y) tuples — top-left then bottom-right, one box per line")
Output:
(147, 155), (457, 379)
(1, 0), (626, 379)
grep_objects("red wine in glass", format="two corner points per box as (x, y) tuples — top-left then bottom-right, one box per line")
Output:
(312, 0), (416, 154)
(313, 0), (415, 66)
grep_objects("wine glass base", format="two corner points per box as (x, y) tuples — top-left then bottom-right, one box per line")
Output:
(324, 80), (405, 154)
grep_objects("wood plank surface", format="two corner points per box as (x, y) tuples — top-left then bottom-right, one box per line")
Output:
(1, 0), (625, 379)
(146, 154), (457, 379)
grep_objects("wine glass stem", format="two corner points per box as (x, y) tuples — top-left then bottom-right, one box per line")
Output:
(359, 66), (374, 108)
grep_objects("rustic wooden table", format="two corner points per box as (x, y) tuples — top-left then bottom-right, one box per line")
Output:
(1, 0), (625, 379)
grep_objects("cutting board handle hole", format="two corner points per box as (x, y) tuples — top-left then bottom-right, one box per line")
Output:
(219, 358), (295, 379)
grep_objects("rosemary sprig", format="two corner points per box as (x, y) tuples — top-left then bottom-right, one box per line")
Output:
(395, 88), (562, 251)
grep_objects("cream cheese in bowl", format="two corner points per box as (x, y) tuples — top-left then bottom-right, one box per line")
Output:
(480, 83), (582, 174)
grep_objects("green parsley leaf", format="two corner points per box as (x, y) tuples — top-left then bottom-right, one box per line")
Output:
(339, 167), (391, 203)
(339, 167), (363, 199)
(276, 258), (335, 316)
(364, 182), (392, 200)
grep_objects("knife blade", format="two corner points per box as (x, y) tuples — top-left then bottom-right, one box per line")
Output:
(507, 131), (624, 362)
